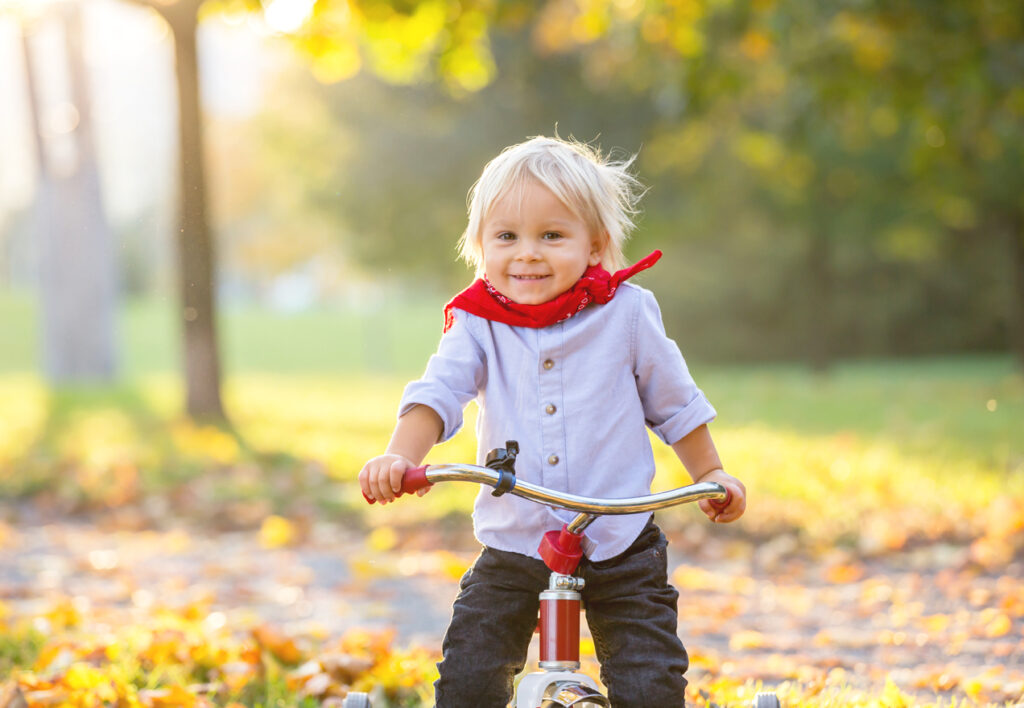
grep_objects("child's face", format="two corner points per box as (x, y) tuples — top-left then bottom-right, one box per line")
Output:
(480, 179), (604, 305)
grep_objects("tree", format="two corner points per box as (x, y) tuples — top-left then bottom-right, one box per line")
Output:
(543, 0), (1022, 365)
(118, 0), (222, 419)
(117, 0), (513, 420)
(21, 2), (118, 383)
(116, 0), (1022, 380)
(879, 0), (1024, 364)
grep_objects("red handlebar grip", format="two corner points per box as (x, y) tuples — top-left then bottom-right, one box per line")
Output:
(401, 465), (431, 494)
(708, 488), (732, 512)
(363, 465), (432, 504)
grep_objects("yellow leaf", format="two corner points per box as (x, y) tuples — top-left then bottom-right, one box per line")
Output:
(141, 630), (187, 667)
(33, 643), (73, 673)
(141, 684), (200, 708)
(45, 599), (82, 630)
(438, 550), (472, 581)
(260, 515), (296, 549)
(824, 562), (864, 585)
(367, 526), (398, 552)
(984, 612), (1012, 638)
(728, 630), (767, 651)
(881, 677), (913, 707)
(252, 624), (305, 665)
(921, 614), (951, 634)
(63, 663), (106, 690)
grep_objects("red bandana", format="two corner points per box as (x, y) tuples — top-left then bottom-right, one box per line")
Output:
(443, 250), (662, 332)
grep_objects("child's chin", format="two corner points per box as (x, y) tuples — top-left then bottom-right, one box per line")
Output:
(499, 282), (551, 305)
(508, 290), (551, 305)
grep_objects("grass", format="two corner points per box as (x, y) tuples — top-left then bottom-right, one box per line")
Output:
(1, 291), (446, 377)
(1, 288), (1021, 550)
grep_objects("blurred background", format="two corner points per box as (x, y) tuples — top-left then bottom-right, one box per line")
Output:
(3, 0), (1022, 386)
(1, 0), (1022, 565)
(0, 1), (1023, 704)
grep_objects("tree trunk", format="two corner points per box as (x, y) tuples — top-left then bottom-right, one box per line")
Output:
(165, 1), (226, 420)
(1011, 213), (1024, 368)
(24, 4), (118, 383)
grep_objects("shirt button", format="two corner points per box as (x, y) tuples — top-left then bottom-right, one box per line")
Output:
(543, 359), (555, 370)
(545, 404), (557, 415)
(548, 454), (559, 466)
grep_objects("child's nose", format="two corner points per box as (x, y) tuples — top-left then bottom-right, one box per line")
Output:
(515, 240), (541, 261)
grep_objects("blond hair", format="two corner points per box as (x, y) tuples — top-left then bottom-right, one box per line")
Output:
(457, 136), (644, 273)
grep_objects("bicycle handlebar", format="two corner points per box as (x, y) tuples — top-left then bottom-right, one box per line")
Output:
(364, 463), (730, 515)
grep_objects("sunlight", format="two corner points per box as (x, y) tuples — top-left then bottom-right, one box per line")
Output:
(0, 0), (54, 21)
(263, 0), (314, 33)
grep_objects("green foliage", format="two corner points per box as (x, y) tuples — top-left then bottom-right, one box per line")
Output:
(221, 0), (1021, 364)
(0, 626), (44, 678)
(214, 0), (1022, 364)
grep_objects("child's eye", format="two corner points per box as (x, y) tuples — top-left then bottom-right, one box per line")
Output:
(496, 232), (516, 241)
(542, 232), (562, 240)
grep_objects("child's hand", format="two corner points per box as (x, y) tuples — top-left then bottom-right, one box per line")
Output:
(696, 469), (746, 523)
(359, 454), (427, 505)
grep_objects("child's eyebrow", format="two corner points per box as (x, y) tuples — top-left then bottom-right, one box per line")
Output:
(486, 218), (577, 231)
(535, 221), (580, 232)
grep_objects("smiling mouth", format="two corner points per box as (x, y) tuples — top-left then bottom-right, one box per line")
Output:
(510, 274), (550, 280)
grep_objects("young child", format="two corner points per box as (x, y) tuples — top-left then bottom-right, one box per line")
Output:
(360, 136), (746, 707)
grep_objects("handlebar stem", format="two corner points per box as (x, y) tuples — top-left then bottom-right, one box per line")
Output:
(566, 513), (597, 534)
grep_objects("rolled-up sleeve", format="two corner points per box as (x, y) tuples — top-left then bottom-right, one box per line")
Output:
(399, 311), (485, 442)
(632, 289), (716, 444)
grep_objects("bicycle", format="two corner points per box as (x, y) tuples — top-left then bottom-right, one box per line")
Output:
(348, 442), (780, 708)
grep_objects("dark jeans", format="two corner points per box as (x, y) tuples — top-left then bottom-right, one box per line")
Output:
(435, 519), (689, 707)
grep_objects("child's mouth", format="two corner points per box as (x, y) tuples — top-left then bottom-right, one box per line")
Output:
(511, 274), (549, 281)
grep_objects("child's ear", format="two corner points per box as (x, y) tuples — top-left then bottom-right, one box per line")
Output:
(589, 234), (607, 266)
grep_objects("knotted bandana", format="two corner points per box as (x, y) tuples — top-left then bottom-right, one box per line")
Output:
(443, 250), (662, 332)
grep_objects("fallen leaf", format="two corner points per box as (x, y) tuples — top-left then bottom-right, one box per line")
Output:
(729, 630), (767, 651)
(260, 515), (296, 549)
(252, 624), (305, 664)
(824, 563), (864, 584)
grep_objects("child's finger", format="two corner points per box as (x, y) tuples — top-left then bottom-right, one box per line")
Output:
(389, 459), (408, 495)
(698, 500), (716, 518)
(367, 472), (383, 503)
(358, 466), (372, 500)
(364, 466), (387, 503)
(714, 491), (746, 523)
(371, 466), (395, 503)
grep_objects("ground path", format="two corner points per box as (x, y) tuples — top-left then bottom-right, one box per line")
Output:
(2, 516), (1022, 705)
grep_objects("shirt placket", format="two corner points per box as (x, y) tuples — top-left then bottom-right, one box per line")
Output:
(537, 325), (567, 491)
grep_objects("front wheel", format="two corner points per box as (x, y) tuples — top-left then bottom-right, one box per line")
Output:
(342, 692), (372, 708)
(752, 692), (780, 708)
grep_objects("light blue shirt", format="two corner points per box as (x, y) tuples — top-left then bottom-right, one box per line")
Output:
(400, 282), (716, 562)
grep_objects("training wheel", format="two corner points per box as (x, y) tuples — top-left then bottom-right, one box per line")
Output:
(752, 692), (780, 708)
(342, 692), (372, 708)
